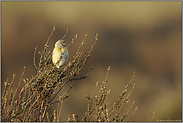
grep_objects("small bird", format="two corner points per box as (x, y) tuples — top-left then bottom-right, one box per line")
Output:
(52, 39), (69, 68)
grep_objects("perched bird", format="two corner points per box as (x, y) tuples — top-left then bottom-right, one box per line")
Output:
(52, 39), (69, 68)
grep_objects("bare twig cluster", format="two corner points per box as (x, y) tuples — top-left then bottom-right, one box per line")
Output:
(81, 68), (139, 122)
(1, 27), (156, 122)
(1, 27), (98, 122)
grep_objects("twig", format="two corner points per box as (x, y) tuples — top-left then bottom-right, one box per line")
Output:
(62, 27), (69, 40)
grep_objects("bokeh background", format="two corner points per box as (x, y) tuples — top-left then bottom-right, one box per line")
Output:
(1, 1), (182, 122)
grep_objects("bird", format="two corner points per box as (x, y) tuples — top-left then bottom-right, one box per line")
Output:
(52, 39), (69, 68)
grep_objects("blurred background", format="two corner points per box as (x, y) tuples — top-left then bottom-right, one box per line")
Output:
(1, 1), (181, 122)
